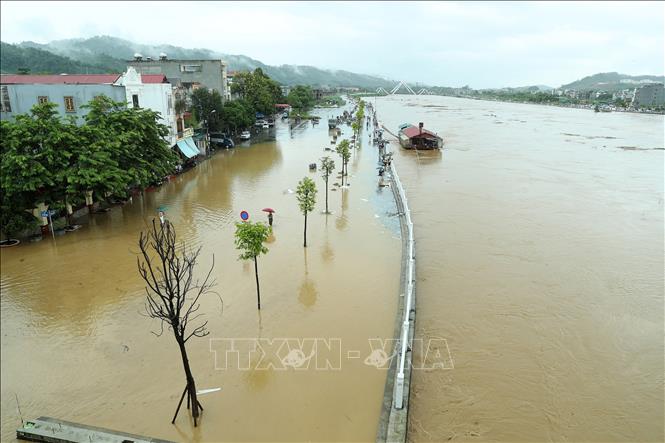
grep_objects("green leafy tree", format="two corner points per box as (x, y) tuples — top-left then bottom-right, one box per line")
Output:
(296, 177), (317, 247)
(0, 103), (74, 214)
(287, 85), (315, 111)
(335, 140), (351, 186)
(231, 68), (283, 116)
(319, 156), (335, 214)
(1, 95), (178, 234)
(351, 121), (360, 144)
(83, 95), (177, 193)
(191, 88), (223, 132)
(220, 99), (255, 134)
(235, 221), (270, 309)
(0, 192), (38, 240)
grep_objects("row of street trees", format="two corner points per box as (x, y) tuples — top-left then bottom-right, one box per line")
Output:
(0, 97), (177, 239)
(351, 99), (365, 142)
(138, 134), (356, 426)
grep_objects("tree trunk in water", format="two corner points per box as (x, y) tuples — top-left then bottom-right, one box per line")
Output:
(325, 178), (329, 214)
(303, 212), (308, 248)
(176, 336), (201, 425)
(254, 256), (261, 309)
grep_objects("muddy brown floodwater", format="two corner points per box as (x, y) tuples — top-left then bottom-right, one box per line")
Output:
(373, 95), (664, 442)
(0, 104), (402, 442)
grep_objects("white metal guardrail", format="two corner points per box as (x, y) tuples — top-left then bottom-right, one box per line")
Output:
(390, 162), (414, 409)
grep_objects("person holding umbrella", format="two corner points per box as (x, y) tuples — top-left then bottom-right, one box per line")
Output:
(263, 208), (275, 227)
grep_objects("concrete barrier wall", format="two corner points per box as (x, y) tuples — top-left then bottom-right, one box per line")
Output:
(376, 157), (416, 443)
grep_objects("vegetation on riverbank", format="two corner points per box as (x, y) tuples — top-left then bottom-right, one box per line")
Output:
(316, 95), (346, 107)
(0, 97), (177, 238)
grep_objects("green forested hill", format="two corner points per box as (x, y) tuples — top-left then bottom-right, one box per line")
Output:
(6, 36), (393, 88)
(561, 72), (664, 91)
(0, 41), (119, 74)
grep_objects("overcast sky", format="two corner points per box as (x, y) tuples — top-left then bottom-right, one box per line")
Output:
(1, 1), (663, 88)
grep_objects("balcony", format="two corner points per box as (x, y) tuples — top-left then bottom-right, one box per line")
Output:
(176, 127), (194, 140)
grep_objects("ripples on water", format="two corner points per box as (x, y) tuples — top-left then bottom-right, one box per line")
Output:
(0, 106), (403, 442)
(374, 95), (664, 442)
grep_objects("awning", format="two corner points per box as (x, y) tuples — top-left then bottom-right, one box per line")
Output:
(176, 138), (199, 159)
(184, 137), (200, 155)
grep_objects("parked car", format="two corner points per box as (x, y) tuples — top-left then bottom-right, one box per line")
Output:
(240, 130), (251, 140)
(209, 132), (235, 149)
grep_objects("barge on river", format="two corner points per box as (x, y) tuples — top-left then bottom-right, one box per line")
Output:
(398, 122), (443, 150)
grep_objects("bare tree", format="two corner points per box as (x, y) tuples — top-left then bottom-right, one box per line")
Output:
(137, 219), (216, 427)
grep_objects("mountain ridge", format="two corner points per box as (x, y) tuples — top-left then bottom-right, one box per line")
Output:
(2, 36), (663, 92)
(11, 36), (395, 89)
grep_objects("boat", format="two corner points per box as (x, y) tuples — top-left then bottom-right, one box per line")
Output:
(240, 130), (251, 140)
(397, 122), (443, 150)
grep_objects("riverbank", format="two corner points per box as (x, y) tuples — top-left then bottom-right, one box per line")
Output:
(448, 95), (665, 114)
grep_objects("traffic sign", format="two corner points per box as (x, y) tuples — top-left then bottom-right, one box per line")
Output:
(40, 210), (55, 217)
(240, 210), (249, 221)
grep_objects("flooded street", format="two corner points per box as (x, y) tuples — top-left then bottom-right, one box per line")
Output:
(374, 96), (664, 442)
(2, 94), (663, 443)
(0, 106), (401, 442)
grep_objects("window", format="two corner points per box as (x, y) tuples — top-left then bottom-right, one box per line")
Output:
(64, 96), (75, 112)
(167, 95), (172, 115)
(38, 96), (49, 104)
(1, 86), (11, 112)
(132, 94), (140, 108)
(180, 64), (202, 73)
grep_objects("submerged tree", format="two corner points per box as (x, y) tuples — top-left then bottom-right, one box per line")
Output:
(296, 177), (317, 247)
(137, 220), (216, 427)
(335, 140), (351, 186)
(319, 156), (335, 214)
(235, 221), (270, 309)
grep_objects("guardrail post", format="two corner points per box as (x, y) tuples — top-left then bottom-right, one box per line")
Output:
(394, 372), (405, 409)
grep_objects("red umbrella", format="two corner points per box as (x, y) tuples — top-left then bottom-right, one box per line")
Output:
(262, 208), (275, 213)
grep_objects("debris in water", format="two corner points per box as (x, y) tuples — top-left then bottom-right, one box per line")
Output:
(197, 387), (221, 395)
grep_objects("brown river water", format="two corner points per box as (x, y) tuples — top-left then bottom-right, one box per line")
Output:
(2, 96), (664, 443)
(373, 95), (663, 442)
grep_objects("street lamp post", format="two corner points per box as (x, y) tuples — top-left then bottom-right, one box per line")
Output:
(206, 109), (216, 156)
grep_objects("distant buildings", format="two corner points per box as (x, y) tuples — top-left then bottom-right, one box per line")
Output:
(631, 83), (664, 108)
(128, 53), (229, 102)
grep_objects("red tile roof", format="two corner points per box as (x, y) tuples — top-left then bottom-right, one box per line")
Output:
(1, 73), (169, 85)
(0, 74), (121, 85)
(402, 126), (438, 139)
(141, 74), (168, 84)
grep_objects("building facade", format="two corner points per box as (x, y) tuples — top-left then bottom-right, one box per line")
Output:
(0, 70), (179, 146)
(632, 83), (664, 108)
(0, 75), (126, 123)
(128, 55), (228, 101)
(115, 67), (178, 145)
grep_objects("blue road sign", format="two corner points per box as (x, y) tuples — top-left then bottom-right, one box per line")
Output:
(240, 210), (249, 221)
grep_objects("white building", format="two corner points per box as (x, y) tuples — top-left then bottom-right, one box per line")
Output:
(115, 67), (178, 146)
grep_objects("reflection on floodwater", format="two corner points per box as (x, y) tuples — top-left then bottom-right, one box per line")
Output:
(0, 103), (400, 442)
